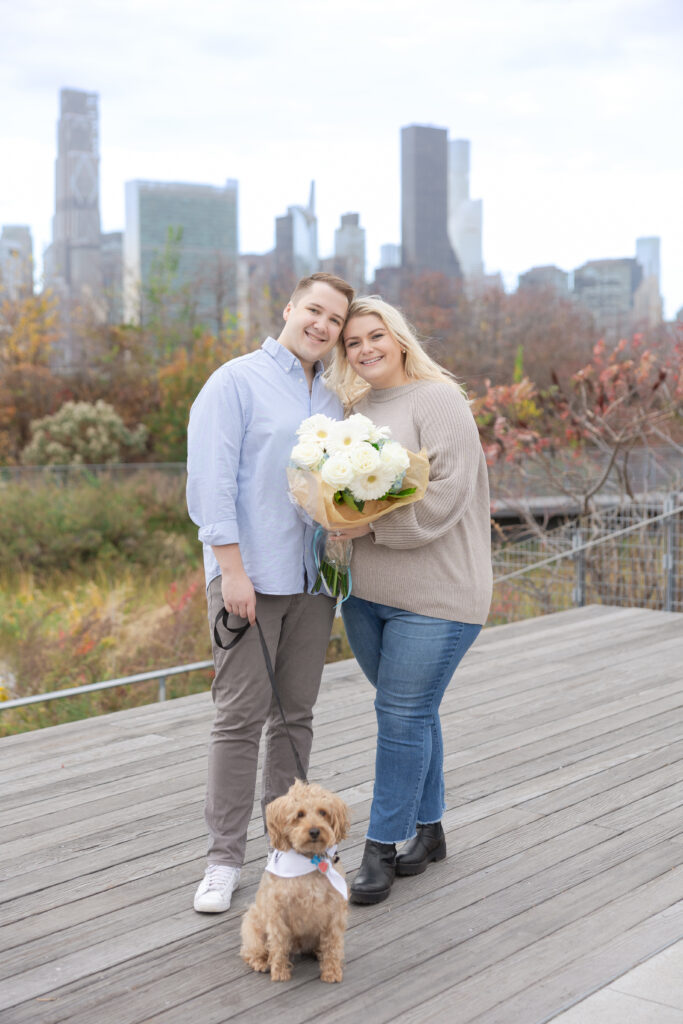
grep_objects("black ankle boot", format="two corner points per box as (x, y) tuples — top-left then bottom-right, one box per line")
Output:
(350, 840), (396, 904)
(395, 822), (446, 876)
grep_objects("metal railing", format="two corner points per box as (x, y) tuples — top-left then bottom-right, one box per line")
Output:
(0, 660), (213, 712)
(3, 498), (681, 714)
(491, 495), (683, 620)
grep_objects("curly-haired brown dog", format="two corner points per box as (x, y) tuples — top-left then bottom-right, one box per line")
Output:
(240, 779), (351, 983)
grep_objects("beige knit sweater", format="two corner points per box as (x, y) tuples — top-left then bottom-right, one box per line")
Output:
(349, 380), (492, 624)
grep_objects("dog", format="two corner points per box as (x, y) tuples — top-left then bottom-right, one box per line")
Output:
(240, 779), (351, 983)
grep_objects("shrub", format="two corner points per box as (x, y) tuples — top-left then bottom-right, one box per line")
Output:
(0, 473), (197, 574)
(21, 400), (147, 465)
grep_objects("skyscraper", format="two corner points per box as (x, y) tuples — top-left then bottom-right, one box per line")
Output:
(124, 179), (238, 329)
(401, 125), (460, 279)
(0, 225), (33, 299)
(634, 236), (663, 326)
(448, 139), (483, 280)
(573, 258), (643, 338)
(43, 88), (102, 301)
(275, 182), (318, 281)
(324, 212), (365, 292)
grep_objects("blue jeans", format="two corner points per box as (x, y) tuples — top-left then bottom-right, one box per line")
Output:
(342, 596), (481, 844)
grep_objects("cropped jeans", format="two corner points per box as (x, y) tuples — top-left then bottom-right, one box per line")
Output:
(342, 596), (481, 845)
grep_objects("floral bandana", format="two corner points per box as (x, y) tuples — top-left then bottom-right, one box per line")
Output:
(265, 845), (348, 900)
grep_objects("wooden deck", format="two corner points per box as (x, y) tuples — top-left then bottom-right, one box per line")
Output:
(1, 605), (682, 1024)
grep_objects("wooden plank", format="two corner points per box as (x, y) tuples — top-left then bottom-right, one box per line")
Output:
(0, 607), (681, 1024)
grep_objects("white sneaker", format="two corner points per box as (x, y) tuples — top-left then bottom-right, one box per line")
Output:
(193, 864), (241, 913)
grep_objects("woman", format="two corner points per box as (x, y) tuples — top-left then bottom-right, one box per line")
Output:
(325, 296), (492, 905)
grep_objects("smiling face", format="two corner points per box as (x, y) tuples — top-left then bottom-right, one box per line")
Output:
(343, 313), (409, 389)
(279, 281), (349, 372)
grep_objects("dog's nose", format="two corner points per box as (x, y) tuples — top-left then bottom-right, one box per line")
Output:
(309, 828), (320, 839)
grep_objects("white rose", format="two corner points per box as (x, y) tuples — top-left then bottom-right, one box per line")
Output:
(290, 440), (325, 470)
(379, 441), (410, 480)
(347, 441), (380, 475)
(321, 452), (356, 489)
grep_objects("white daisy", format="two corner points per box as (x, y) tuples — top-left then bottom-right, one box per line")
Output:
(327, 415), (373, 453)
(351, 466), (396, 501)
(296, 414), (336, 444)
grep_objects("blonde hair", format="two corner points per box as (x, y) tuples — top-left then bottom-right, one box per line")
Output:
(324, 295), (462, 408)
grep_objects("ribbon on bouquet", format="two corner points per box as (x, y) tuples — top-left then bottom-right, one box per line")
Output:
(313, 525), (352, 607)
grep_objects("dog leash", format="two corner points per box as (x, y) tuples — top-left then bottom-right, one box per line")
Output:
(213, 608), (308, 784)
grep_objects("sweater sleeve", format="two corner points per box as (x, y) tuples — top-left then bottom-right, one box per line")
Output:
(370, 383), (481, 551)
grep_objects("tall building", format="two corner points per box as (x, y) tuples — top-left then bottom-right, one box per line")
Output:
(401, 125), (461, 279)
(275, 182), (318, 281)
(518, 265), (569, 296)
(43, 88), (102, 302)
(124, 179), (238, 329)
(447, 139), (483, 279)
(378, 244), (401, 269)
(321, 213), (365, 292)
(635, 236), (660, 281)
(634, 236), (663, 327)
(100, 231), (123, 324)
(333, 213), (365, 292)
(0, 225), (33, 299)
(573, 258), (642, 338)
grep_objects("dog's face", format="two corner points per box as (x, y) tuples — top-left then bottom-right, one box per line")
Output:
(266, 779), (351, 856)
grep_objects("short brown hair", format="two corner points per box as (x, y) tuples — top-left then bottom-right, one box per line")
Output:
(291, 272), (354, 307)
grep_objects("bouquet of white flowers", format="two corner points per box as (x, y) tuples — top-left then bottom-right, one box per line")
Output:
(287, 413), (429, 600)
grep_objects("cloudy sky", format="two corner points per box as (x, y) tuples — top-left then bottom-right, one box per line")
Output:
(2, 0), (682, 317)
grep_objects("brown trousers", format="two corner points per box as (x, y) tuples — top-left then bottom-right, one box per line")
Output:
(204, 577), (335, 867)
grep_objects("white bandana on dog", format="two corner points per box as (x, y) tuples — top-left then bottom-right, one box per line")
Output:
(266, 845), (348, 900)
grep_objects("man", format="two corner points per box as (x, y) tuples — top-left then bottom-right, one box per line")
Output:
(186, 272), (353, 912)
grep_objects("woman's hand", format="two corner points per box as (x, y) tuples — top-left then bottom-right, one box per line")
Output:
(334, 523), (373, 540)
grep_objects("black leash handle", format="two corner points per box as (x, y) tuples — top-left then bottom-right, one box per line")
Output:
(213, 607), (308, 784)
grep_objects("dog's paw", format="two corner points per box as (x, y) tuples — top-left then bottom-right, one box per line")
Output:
(242, 952), (269, 973)
(320, 963), (343, 983)
(270, 964), (292, 982)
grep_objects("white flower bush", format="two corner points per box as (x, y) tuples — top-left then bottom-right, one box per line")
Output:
(289, 413), (414, 510)
(21, 400), (148, 466)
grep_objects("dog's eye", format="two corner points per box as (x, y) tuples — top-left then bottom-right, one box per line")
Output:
(296, 810), (305, 818)
(318, 809), (327, 817)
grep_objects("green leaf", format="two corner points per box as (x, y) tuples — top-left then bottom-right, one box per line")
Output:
(341, 490), (364, 512)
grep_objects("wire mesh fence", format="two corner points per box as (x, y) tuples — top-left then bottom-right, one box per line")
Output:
(490, 494), (683, 625)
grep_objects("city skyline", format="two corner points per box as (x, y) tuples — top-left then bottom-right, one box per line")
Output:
(2, 0), (682, 317)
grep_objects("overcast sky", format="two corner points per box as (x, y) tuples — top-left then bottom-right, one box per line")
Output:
(2, 0), (682, 318)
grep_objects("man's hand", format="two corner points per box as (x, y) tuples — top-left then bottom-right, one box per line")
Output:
(221, 570), (257, 626)
(212, 543), (257, 625)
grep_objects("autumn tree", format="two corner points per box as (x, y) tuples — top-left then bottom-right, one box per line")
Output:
(146, 330), (251, 461)
(0, 292), (65, 463)
(473, 325), (683, 514)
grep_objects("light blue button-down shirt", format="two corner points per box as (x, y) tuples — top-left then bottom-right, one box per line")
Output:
(186, 337), (343, 593)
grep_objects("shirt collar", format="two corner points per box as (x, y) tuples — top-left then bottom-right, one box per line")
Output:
(262, 336), (324, 378)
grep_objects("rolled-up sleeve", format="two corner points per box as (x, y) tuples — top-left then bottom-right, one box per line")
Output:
(186, 367), (246, 547)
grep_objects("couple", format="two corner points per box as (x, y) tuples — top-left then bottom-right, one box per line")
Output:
(186, 271), (492, 911)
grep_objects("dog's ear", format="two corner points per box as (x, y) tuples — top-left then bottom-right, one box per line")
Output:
(266, 793), (292, 851)
(329, 794), (351, 842)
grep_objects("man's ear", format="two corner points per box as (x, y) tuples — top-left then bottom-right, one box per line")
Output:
(283, 301), (293, 321)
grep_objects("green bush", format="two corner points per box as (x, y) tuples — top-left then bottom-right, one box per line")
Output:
(0, 473), (198, 574)
(21, 400), (147, 465)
